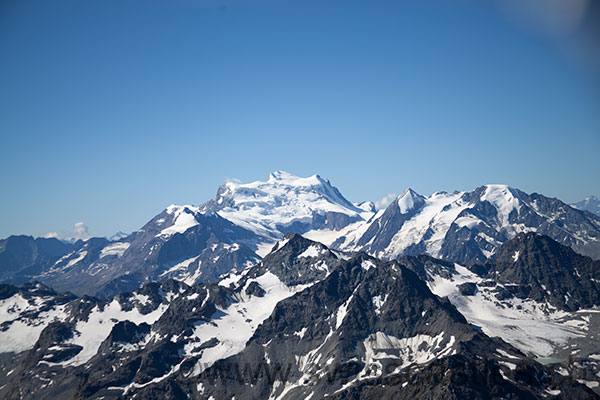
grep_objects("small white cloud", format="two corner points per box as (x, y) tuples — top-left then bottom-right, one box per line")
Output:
(72, 221), (90, 241)
(374, 193), (397, 210)
(225, 177), (241, 184)
(43, 232), (61, 239)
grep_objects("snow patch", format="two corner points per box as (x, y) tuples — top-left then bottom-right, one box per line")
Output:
(362, 332), (455, 372)
(361, 260), (376, 271)
(427, 264), (587, 357)
(298, 245), (323, 259)
(64, 301), (168, 366)
(512, 251), (520, 262)
(372, 294), (388, 316)
(188, 272), (310, 375)
(0, 295), (68, 353)
(159, 206), (200, 236)
(99, 242), (130, 258)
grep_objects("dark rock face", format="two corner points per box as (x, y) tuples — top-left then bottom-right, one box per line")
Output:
(396, 254), (457, 281)
(245, 281), (266, 297)
(483, 232), (600, 311)
(104, 320), (151, 344)
(458, 282), (477, 296)
(0, 284), (18, 300)
(515, 191), (600, 260)
(246, 233), (340, 286)
(35, 237), (111, 293)
(328, 354), (598, 400)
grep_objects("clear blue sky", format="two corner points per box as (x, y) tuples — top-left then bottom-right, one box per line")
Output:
(1, 0), (599, 239)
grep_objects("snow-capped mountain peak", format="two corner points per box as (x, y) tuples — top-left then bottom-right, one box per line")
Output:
(480, 184), (520, 206)
(355, 200), (376, 213)
(396, 188), (425, 214)
(267, 169), (324, 185)
(107, 231), (129, 242)
(201, 171), (371, 241)
(478, 184), (522, 226)
(571, 195), (600, 216)
(159, 205), (202, 236)
(334, 183), (600, 265)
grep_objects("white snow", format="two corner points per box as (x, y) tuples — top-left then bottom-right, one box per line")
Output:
(187, 272), (310, 375)
(0, 295), (68, 353)
(499, 361), (517, 371)
(454, 215), (482, 229)
(336, 292), (355, 329)
(298, 245), (323, 258)
(378, 191), (469, 260)
(159, 255), (200, 278)
(64, 251), (87, 269)
(304, 217), (378, 249)
(159, 206), (201, 236)
(218, 270), (246, 288)
(361, 260), (376, 271)
(362, 332), (455, 372)
(497, 348), (520, 360)
(426, 263), (588, 357)
(255, 240), (278, 257)
(480, 185), (520, 229)
(294, 327), (308, 340)
(578, 379), (600, 389)
(512, 251), (520, 262)
(396, 189), (421, 214)
(372, 294), (388, 316)
(329, 183), (549, 263)
(64, 300), (168, 366)
(206, 171), (372, 241)
(99, 242), (130, 258)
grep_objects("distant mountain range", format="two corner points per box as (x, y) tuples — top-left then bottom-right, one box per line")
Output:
(572, 195), (600, 216)
(1, 172), (599, 299)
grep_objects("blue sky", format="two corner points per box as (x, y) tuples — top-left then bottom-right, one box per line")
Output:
(1, 0), (599, 239)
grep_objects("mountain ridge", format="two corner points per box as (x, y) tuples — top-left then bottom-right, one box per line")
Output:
(1, 233), (598, 398)
(2, 172), (600, 300)
(572, 195), (600, 216)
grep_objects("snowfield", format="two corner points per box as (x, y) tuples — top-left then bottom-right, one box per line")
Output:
(427, 263), (590, 357)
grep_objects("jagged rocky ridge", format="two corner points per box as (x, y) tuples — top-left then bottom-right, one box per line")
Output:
(2, 206), (261, 299)
(483, 232), (600, 312)
(2, 173), (600, 301)
(332, 185), (600, 265)
(3, 172), (600, 302)
(0, 234), (598, 399)
(399, 233), (600, 394)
